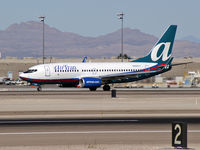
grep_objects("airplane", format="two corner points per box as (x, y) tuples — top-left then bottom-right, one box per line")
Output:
(20, 25), (179, 91)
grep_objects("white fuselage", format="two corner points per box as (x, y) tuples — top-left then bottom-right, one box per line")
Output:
(20, 62), (158, 82)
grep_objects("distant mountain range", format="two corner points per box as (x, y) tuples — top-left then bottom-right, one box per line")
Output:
(180, 35), (200, 43)
(0, 21), (200, 58)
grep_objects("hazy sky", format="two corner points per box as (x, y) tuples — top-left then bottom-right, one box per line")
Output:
(0, 0), (199, 39)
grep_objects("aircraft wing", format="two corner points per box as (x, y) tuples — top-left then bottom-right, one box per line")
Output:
(100, 70), (157, 81)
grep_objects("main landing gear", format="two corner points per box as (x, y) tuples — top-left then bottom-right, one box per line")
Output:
(89, 87), (97, 91)
(89, 85), (111, 91)
(103, 84), (110, 91)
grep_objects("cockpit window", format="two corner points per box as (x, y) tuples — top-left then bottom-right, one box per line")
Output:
(24, 69), (37, 73)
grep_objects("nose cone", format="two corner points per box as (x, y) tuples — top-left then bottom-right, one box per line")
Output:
(19, 73), (27, 81)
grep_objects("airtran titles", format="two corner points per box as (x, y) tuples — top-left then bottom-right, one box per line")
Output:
(54, 64), (77, 71)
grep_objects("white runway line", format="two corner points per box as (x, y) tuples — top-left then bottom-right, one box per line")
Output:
(0, 130), (200, 135)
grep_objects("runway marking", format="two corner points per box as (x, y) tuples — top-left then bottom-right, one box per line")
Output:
(0, 130), (200, 135)
(0, 119), (139, 124)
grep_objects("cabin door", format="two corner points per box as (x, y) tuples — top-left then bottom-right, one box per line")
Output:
(44, 66), (51, 77)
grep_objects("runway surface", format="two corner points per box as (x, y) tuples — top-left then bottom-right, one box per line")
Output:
(0, 88), (200, 149)
(0, 124), (199, 146)
(0, 88), (200, 119)
(1, 86), (200, 94)
(0, 123), (199, 149)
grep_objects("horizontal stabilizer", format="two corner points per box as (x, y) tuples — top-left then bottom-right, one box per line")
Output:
(171, 62), (193, 66)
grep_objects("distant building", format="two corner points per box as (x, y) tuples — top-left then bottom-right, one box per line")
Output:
(0, 52), (1, 59)
(8, 72), (13, 80)
(155, 76), (163, 83)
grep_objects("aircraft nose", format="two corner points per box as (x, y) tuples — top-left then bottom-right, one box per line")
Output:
(19, 73), (26, 80)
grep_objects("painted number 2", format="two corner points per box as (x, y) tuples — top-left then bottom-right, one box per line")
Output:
(174, 124), (181, 144)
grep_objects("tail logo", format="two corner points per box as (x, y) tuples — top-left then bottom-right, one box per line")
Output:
(151, 42), (171, 62)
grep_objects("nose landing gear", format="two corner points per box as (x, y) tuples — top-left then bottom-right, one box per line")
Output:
(31, 83), (42, 91)
(37, 85), (42, 91)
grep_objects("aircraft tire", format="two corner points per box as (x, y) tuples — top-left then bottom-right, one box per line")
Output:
(89, 87), (97, 91)
(103, 85), (110, 91)
(37, 86), (42, 91)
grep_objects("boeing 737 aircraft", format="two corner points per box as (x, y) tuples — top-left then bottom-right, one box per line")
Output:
(20, 25), (178, 91)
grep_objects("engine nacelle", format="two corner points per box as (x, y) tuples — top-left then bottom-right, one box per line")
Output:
(80, 77), (101, 88)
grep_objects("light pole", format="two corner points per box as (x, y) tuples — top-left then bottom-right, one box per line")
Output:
(39, 16), (45, 64)
(117, 12), (124, 62)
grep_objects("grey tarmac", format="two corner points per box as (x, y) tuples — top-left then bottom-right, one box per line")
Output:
(0, 124), (199, 149)
(0, 88), (199, 149)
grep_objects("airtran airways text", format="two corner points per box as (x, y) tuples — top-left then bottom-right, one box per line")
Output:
(54, 65), (77, 71)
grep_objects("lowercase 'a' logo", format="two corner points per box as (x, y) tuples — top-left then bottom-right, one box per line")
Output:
(151, 42), (171, 61)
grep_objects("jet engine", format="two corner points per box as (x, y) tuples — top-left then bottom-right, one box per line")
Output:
(80, 77), (101, 88)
